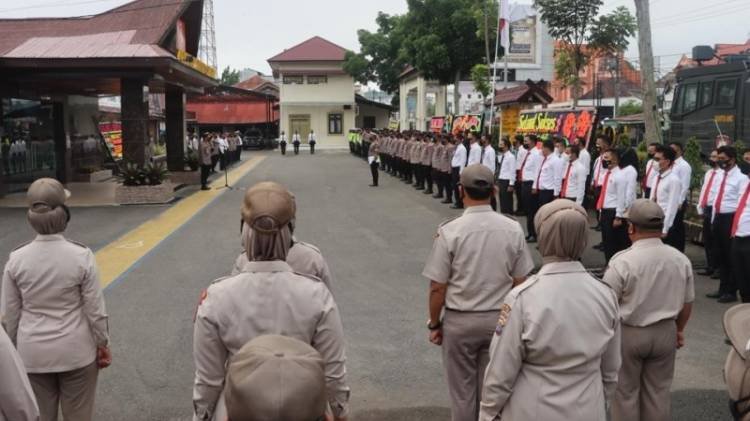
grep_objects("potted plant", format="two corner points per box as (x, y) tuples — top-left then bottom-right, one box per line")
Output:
(115, 162), (174, 205)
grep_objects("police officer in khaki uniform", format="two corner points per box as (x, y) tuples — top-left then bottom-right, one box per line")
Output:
(604, 199), (694, 421)
(1, 178), (111, 421)
(0, 325), (39, 421)
(423, 165), (534, 421)
(193, 182), (349, 421)
(480, 199), (621, 421)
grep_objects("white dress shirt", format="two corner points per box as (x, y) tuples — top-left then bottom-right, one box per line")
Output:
(643, 159), (659, 191)
(561, 159), (587, 205)
(673, 157), (692, 203)
(451, 143), (468, 169)
(521, 147), (543, 182)
(579, 147), (591, 176)
(467, 142), (482, 167)
(616, 166), (638, 218)
(734, 180), (750, 237)
(309, 133), (316, 142)
(515, 146), (528, 171)
(696, 168), (721, 215)
(497, 151), (516, 183)
(533, 154), (563, 194)
(480, 145), (497, 173)
(714, 166), (748, 216)
(599, 167), (620, 210)
(218, 137), (228, 153)
(649, 169), (683, 234)
(592, 156), (606, 187)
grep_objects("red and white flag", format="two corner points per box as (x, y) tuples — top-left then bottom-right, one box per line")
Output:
(498, 0), (511, 50)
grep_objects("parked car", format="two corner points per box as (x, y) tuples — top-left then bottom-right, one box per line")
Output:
(242, 129), (266, 149)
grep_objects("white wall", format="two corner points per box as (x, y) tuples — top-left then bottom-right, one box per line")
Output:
(356, 103), (391, 129)
(280, 104), (354, 148)
(279, 74), (355, 105)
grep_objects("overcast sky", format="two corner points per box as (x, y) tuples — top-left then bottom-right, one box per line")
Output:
(0, 0), (748, 83)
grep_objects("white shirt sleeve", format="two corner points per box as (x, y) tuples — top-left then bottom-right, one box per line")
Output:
(575, 164), (586, 205)
(663, 177), (682, 234)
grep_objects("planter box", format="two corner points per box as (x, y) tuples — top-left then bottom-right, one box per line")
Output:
(115, 182), (174, 205)
(73, 169), (112, 183)
(168, 170), (200, 186)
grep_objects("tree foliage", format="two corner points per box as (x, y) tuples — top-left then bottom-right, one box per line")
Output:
(618, 100), (643, 117)
(220, 67), (240, 86)
(471, 64), (492, 98)
(588, 6), (637, 55)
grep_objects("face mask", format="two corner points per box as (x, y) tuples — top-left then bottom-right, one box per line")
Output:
(647, 153), (655, 159)
(602, 160), (611, 169)
(710, 161), (718, 168)
(523, 144), (531, 150)
(717, 160), (730, 170)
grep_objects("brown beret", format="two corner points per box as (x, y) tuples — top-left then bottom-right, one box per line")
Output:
(624, 199), (664, 230)
(241, 182), (296, 232)
(27, 178), (70, 208)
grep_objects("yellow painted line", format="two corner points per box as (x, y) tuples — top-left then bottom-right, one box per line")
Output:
(95, 156), (266, 288)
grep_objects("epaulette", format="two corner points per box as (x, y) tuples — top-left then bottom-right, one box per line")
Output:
(295, 241), (322, 255)
(293, 271), (323, 284)
(11, 241), (32, 253)
(209, 275), (232, 286)
(495, 275), (540, 336)
(65, 239), (89, 249)
(438, 215), (459, 228)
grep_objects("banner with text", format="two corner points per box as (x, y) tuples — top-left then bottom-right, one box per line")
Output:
(517, 108), (597, 145)
(451, 114), (483, 135)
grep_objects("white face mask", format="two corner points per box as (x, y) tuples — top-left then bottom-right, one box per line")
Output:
(562, 153), (570, 161)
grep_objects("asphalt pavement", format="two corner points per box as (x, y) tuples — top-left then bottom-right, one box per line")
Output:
(0, 150), (734, 420)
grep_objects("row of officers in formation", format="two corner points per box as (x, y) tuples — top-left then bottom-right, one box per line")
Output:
(365, 129), (750, 304)
(0, 163), (749, 421)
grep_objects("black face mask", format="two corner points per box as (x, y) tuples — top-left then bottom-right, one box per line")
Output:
(523, 144), (531, 150)
(602, 160), (611, 169)
(717, 160), (730, 170)
(710, 161), (718, 168)
(647, 153), (655, 159)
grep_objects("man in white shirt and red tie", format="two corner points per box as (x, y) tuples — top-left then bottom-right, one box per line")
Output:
(642, 143), (660, 198)
(591, 135), (613, 239)
(560, 144), (587, 205)
(649, 145), (684, 250)
(708, 146), (746, 303)
(513, 134), (526, 214)
(450, 136), (469, 209)
(597, 149), (633, 262)
(479, 135), (498, 211)
(497, 137), (516, 214)
(696, 150), (721, 276)
(467, 133), (483, 167)
(520, 135), (543, 241)
(731, 170), (750, 303)
(669, 142), (693, 252)
(533, 139), (563, 210)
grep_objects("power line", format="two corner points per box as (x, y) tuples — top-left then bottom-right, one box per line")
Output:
(652, 0), (747, 24)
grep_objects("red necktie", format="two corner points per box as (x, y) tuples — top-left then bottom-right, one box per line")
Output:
(714, 171), (729, 214)
(519, 150), (530, 177)
(561, 162), (573, 197)
(731, 182), (750, 237)
(642, 161), (654, 190)
(699, 170), (717, 209)
(596, 170), (611, 210)
(652, 174), (662, 202)
(535, 156), (548, 189)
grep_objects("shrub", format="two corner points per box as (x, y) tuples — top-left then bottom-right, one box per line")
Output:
(117, 162), (169, 186)
(684, 137), (705, 192)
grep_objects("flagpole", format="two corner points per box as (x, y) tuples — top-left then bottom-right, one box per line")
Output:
(488, 2), (502, 136)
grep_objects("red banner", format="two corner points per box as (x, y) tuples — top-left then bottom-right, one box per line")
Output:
(517, 109), (597, 145)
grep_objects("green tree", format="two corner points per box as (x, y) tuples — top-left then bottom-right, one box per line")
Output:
(684, 137), (704, 193)
(618, 100), (643, 117)
(220, 67), (240, 86)
(587, 7), (637, 55)
(471, 64), (492, 98)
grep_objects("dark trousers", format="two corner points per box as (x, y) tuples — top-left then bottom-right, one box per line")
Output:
(714, 213), (737, 296)
(425, 166), (433, 191)
(665, 203), (687, 252)
(370, 161), (379, 186)
(433, 169), (444, 197)
(702, 207), (717, 270)
(644, 187), (652, 199)
(211, 154), (219, 172)
(514, 171), (523, 212)
(593, 186), (603, 226)
(414, 164), (423, 186)
(280, 142), (287, 155)
(583, 173), (594, 209)
(200, 164), (211, 187)
(732, 236), (750, 302)
(601, 208), (632, 263)
(219, 153), (227, 171)
(293, 142), (300, 154)
(538, 189), (555, 209)
(498, 179), (514, 214)
(451, 167), (462, 207)
(521, 181), (537, 237)
(310, 142), (316, 154)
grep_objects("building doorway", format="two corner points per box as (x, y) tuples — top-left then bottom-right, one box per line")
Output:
(363, 116), (376, 129)
(289, 115), (310, 144)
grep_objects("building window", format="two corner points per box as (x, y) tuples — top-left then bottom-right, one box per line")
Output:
(282, 75), (303, 85)
(307, 75), (328, 84)
(328, 113), (343, 134)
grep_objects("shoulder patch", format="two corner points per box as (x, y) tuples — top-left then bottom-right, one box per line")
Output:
(495, 275), (540, 336)
(495, 303), (512, 336)
(11, 241), (32, 252)
(65, 239), (89, 249)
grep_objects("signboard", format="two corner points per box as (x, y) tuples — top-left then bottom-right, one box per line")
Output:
(452, 114), (483, 135)
(500, 107), (520, 137)
(430, 116), (445, 133)
(388, 119), (400, 130)
(517, 108), (597, 145)
(176, 50), (217, 79)
(99, 121), (122, 159)
(507, 5), (538, 65)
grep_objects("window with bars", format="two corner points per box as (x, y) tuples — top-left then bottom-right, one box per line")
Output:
(328, 113), (343, 134)
(307, 75), (328, 84)
(282, 75), (304, 85)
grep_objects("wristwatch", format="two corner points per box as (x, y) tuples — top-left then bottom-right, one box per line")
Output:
(427, 319), (442, 331)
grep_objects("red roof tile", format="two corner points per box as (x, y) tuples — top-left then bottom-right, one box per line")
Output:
(186, 102), (278, 125)
(268, 36), (348, 62)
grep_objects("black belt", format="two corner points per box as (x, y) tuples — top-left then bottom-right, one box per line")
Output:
(445, 307), (498, 313)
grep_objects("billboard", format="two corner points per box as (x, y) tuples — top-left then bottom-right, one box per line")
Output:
(451, 114), (483, 135)
(98, 121), (122, 159)
(517, 108), (597, 145)
(507, 5), (538, 65)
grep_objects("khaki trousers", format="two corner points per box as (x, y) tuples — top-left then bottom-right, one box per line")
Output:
(28, 361), (99, 421)
(442, 310), (498, 421)
(613, 319), (677, 421)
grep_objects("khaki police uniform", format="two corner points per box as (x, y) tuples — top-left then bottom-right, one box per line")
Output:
(423, 192), (534, 421)
(0, 325), (39, 421)
(192, 261), (349, 421)
(2, 235), (109, 421)
(232, 240), (334, 291)
(604, 238), (694, 421)
(479, 261), (621, 421)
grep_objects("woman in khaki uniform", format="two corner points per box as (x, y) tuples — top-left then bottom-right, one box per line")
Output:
(479, 199), (620, 421)
(1, 178), (111, 421)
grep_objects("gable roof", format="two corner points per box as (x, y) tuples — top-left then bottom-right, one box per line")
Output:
(488, 80), (554, 106)
(268, 36), (348, 62)
(0, 0), (202, 59)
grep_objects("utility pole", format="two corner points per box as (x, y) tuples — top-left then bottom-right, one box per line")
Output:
(635, 0), (661, 142)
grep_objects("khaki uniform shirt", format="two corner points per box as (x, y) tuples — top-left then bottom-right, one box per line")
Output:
(410, 141), (421, 164)
(422, 142), (434, 166)
(443, 144), (456, 173)
(422, 205), (534, 311)
(480, 261), (621, 421)
(1, 235), (109, 373)
(231, 241), (334, 291)
(193, 261), (349, 420)
(0, 327), (39, 421)
(199, 140), (213, 166)
(432, 144), (444, 168)
(603, 238), (695, 327)
(369, 139), (380, 157)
